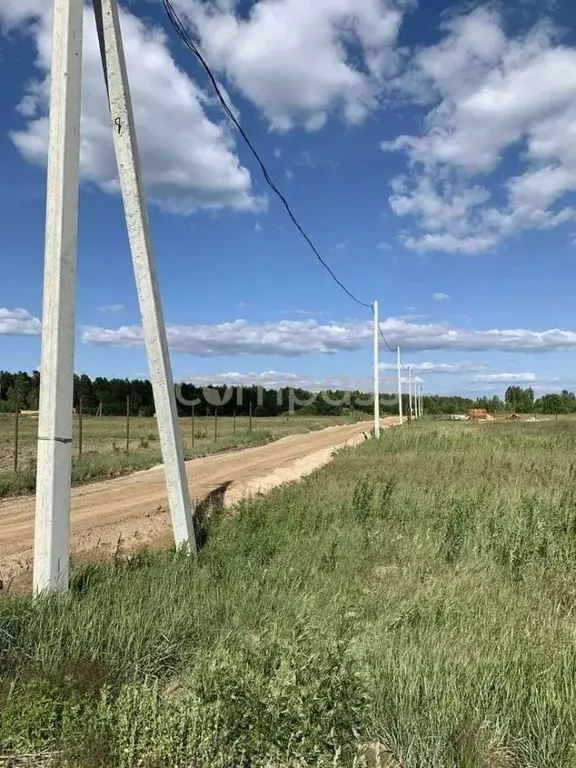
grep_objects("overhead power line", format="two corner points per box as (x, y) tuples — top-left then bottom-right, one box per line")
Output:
(161, 0), (372, 310)
(378, 323), (397, 355)
(378, 323), (412, 369)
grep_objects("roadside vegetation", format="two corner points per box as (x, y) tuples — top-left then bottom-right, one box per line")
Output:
(0, 413), (357, 498)
(2, 420), (576, 766)
(0, 428), (274, 498)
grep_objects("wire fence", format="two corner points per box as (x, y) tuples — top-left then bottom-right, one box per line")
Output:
(0, 399), (256, 475)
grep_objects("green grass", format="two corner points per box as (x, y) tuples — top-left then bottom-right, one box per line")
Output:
(0, 413), (361, 469)
(0, 429), (274, 498)
(0, 411), (361, 498)
(2, 421), (576, 766)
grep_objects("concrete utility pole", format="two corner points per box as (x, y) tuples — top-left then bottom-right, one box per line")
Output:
(408, 366), (413, 424)
(373, 300), (380, 438)
(33, 0), (197, 594)
(396, 346), (403, 425)
(98, 0), (196, 553)
(33, 0), (83, 594)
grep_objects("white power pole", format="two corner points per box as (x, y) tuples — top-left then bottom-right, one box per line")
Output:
(408, 366), (413, 424)
(99, 0), (196, 552)
(420, 386), (424, 418)
(33, 0), (84, 594)
(33, 0), (198, 594)
(373, 301), (380, 438)
(396, 346), (403, 425)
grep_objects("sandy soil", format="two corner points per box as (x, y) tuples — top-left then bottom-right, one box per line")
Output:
(0, 418), (399, 584)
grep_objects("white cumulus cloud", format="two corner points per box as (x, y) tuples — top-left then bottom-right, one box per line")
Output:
(180, 369), (366, 391)
(174, 0), (410, 131)
(7, 305), (576, 357)
(384, 6), (576, 253)
(0, 308), (42, 336)
(81, 318), (372, 356)
(471, 372), (537, 384)
(2, 0), (261, 213)
(82, 315), (576, 356)
(379, 361), (487, 374)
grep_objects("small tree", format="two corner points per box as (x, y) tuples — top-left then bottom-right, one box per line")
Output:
(7, 372), (31, 410)
(540, 393), (563, 419)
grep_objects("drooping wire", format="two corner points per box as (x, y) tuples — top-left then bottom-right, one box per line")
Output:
(378, 323), (397, 355)
(161, 0), (372, 310)
(378, 321), (414, 395)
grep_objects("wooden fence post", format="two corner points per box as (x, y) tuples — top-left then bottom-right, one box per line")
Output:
(78, 397), (83, 457)
(14, 401), (19, 473)
(191, 403), (195, 449)
(126, 395), (130, 454)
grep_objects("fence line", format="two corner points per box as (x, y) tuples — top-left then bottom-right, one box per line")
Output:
(0, 412), (275, 475)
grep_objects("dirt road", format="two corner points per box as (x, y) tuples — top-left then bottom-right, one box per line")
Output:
(0, 418), (399, 583)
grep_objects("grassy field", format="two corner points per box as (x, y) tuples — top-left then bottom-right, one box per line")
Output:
(2, 420), (576, 766)
(0, 413), (357, 498)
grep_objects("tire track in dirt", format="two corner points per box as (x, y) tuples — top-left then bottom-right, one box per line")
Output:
(0, 418), (399, 584)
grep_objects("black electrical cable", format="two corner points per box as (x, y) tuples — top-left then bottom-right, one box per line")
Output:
(161, 0), (372, 310)
(378, 324), (412, 371)
(378, 323), (397, 355)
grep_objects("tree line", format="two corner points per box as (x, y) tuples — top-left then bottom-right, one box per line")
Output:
(0, 370), (392, 417)
(423, 386), (576, 416)
(0, 372), (573, 418)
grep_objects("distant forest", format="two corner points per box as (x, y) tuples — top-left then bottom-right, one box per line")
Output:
(0, 372), (574, 417)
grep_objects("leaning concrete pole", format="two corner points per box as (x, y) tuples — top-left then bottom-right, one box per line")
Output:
(33, 0), (84, 594)
(98, 0), (196, 552)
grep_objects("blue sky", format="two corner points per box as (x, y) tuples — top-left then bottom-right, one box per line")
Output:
(1, 0), (576, 397)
